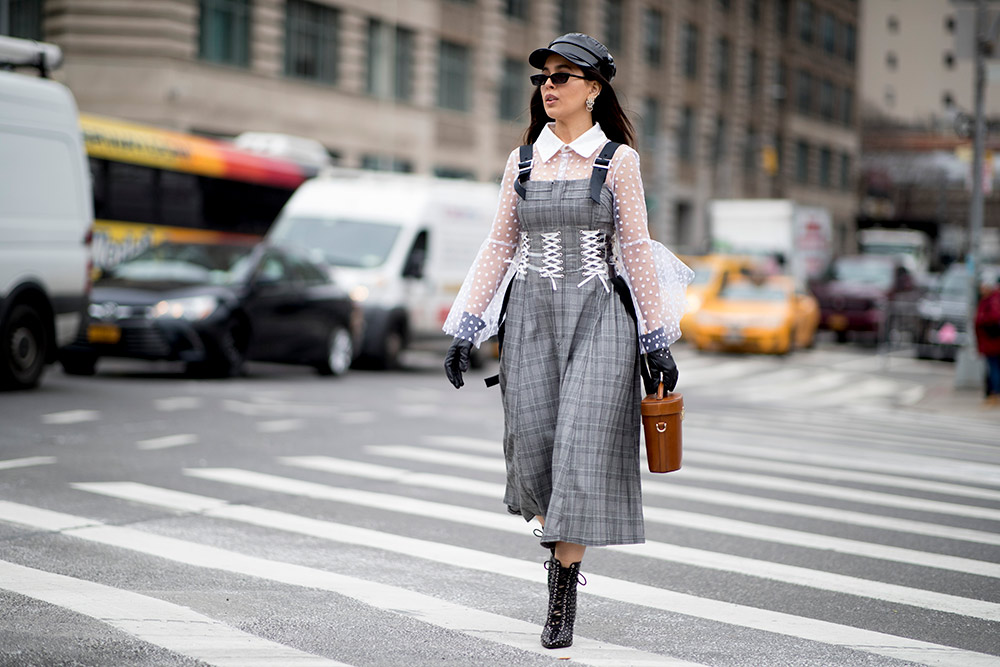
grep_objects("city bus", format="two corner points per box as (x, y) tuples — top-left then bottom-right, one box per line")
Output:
(80, 114), (317, 269)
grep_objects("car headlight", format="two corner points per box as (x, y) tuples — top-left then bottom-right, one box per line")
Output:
(150, 296), (219, 320)
(349, 285), (370, 303)
(686, 294), (702, 312)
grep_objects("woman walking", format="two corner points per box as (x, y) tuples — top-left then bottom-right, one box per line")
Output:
(443, 33), (692, 648)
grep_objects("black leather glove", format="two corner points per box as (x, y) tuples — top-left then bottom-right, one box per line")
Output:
(444, 337), (473, 389)
(644, 346), (678, 395)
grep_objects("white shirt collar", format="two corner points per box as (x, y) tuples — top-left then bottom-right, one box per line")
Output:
(535, 123), (608, 163)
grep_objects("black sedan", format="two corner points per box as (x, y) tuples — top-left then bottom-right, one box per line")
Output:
(59, 242), (360, 377)
(915, 263), (1000, 361)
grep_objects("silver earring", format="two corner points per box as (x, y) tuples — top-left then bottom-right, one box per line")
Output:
(586, 97), (595, 112)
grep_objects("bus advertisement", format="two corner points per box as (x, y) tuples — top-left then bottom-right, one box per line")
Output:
(80, 114), (317, 269)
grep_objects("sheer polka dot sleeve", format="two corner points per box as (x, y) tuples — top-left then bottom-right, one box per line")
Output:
(609, 147), (694, 352)
(443, 149), (521, 346)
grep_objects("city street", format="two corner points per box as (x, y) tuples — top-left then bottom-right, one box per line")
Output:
(1, 342), (998, 667)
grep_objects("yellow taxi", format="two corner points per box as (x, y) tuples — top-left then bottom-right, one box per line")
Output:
(679, 254), (753, 339)
(689, 275), (820, 354)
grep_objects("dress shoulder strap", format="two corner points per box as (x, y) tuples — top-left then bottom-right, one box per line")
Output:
(589, 141), (622, 203)
(513, 144), (533, 199)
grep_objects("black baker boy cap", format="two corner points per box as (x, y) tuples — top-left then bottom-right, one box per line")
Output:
(529, 33), (616, 83)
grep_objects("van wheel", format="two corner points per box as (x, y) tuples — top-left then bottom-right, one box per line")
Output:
(1, 304), (48, 389)
(316, 325), (353, 376)
(379, 327), (404, 369)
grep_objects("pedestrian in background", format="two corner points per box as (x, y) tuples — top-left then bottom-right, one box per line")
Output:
(976, 276), (1000, 404)
(443, 33), (692, 649)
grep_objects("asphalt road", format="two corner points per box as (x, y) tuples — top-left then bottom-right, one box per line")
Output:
(0, 342), (998, 667)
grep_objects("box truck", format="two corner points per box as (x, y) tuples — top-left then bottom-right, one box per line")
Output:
(708, 199), (833, 283)
(267, 171), (499, 368)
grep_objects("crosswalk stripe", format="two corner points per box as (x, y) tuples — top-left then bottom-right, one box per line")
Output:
(365, 444), (1000, 522)
(0, 456), (56, 471)
(136, 434), (198, 450)
(0, 501), (697, 667)
(689, 368), (812, 396)
(678, 360), (775, 387)
(41, 409), (99, 425)
(683, 432), (1000, 490)
(418, 438), (1000, 546)
(683, 450), (1000, 502)
(281, 456), (1000, 577)
(162, 473), (998, 666)
(74, 481), (1000, 623)
(0, 559), (349, 666)
(740, 371), (852, 402)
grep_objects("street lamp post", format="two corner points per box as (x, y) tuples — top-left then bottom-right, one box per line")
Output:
(956, 0), (992, 389)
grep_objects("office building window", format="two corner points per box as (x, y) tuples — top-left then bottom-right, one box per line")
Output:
(844, 23), (856, 63)
(718, 0), (730, 10)
(643, 97), (659, 149)
(798, 0), (813, 44)
(840, 153), (851, 190)
(366, 20), (415, 101)
(776, 61), (787, 106)
(499, 59), (527, 120)
(505, 0), (527, 20)
(777, 0), (790, 36)
(887, 15), (899, 33)
(678, 106), (696, 162)
(361, 154), (413, 172)
(605, 0), (623, 52)
(795, 140), (810, 183)
(747, 49), (759, 97)
(841, 87), (854, 125)
(5, 0), (44, 39)
(682, 22), (699, 80)
(712, 115), (727, 165)
(821, 13), (836, 53)
(796, 69), (812, 114)
(438, 40), (471, 111)
(744, 126), (757, 172)
(557, 0), (578, 33)
(285, 1), (339, 84)
(749, 0), (761, 25)
(199, 0), (251, 67)
(716, 37), (730, 90)
(819, 147), (832, 187)
(434, 166), (476, 179)
(820, 79), (834, 120)
(644, 8), (663, 66)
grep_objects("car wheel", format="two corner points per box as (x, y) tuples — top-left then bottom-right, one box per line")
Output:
(1, 304), (48, 390)
(316, 325), (353, 376)
(378, 326), (404, 370)
(60, 351), (98, 376)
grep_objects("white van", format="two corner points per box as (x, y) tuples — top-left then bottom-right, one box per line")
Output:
(0, 37), (93, 389)
(267, 170), (499, 367)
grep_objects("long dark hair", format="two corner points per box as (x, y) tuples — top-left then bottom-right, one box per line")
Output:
(521, 69), (635, 147)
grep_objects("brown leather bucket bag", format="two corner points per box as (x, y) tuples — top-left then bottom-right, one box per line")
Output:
(640, 382), (683, 473)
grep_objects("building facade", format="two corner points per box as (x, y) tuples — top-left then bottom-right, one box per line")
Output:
(4, 0), (860, 252)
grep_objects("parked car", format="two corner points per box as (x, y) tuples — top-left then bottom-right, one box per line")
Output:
(678, 254), (754, 339)
(809, 255), (923, 344)
(0, 38), (92, 390)
(915, 263), (1000, 361)
(59, 242), (360, 377)
(689, 275), (820, 355)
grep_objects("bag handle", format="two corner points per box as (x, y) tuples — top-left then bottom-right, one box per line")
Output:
(657, 381), (665, 400)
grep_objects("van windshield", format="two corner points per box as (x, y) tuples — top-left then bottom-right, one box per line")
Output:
(273, 217), (401, 268)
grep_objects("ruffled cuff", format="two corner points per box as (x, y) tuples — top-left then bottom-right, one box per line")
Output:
(454, 312), (487, 342)
(639, 327), (668, 354)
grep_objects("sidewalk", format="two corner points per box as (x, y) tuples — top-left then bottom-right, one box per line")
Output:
(910, 378), (1000, 425)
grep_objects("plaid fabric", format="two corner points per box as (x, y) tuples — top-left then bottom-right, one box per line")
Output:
(499, 179), (644, 547)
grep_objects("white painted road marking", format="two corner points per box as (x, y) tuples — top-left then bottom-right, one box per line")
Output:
(136, 434), (199, 450)
(287, 454), (1000, 572)
(0, 456), (56, 471)
(255, 419), (304, 433)
(153, 397), (203, 412)
(41, 410), (99, 425)
(0, 559), (349, 666)
(75, 481), (1000, 623)
(0, 501), (695, 667)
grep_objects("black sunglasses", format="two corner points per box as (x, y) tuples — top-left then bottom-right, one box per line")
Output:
(530, 72), (588, 86)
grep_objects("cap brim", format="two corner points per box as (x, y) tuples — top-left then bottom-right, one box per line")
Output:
(529, 46), (593, 72)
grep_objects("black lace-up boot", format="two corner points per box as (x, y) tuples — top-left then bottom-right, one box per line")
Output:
(540, 557), (584, 649)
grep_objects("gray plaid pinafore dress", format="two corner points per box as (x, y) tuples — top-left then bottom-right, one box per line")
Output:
(498, 175), (644, 548)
